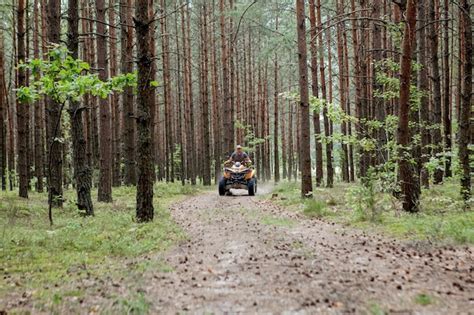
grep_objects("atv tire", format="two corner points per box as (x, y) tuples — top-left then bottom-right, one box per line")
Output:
(218, 178), (227, 196)
(248, 178), (257, 196)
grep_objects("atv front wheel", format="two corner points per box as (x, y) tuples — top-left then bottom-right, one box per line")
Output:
(248, 178), (257, 196)
(218, 178), (227, 196)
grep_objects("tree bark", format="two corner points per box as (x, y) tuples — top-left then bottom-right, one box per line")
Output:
(442, 0), (451, 177)
(428, 0), (443, 184)
(96, 0), (113, 202)
(296, 0), (313, 197)
(219, 0), (234, 156)
(47, 0), (64, 210)
(17, 0), (28, 198)
(0, 31), (6, 191)
(120, 0), (137, 186)
(458, 0), (472, 201)
(200, 3), (212, 186)
(33, 0), (44, 192)
(417, 0), (431, 188)
(109, 0), (121, 187)
(134, 0), (154, 222)
(308, 0), (324, 186)
(398, 0), (419, 212)
(67, 0), (93, 215)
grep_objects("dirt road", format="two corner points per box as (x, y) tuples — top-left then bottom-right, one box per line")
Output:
(144, 188), (473, 314)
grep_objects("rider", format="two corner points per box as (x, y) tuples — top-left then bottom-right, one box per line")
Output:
(226, 145), (251, 166)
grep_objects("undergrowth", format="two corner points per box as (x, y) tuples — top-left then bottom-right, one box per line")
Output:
(0, 182), (203, 311)
(272, 179), (473, 244)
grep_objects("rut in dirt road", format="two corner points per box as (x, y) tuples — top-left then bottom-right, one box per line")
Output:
(144, 190), (473, 314)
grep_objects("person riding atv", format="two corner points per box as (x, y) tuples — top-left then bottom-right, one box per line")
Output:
(224, 145), (252, 167)
(219, 145), (257, 196)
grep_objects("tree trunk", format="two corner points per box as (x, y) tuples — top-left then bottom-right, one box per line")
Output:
(200, 3), (212, 186)
(33, 0), (44, 192)
(335, 0), (349, 182)
(0, 31), (5, 191)
(398, 0), (419, 212)
(17, 0), (28, 198)
(417, 0), (431, 188)
(184, 5), (196, 184)
(96, 0), (113, 202)
(160, 0), (174, 182)
(219, 0), (233, 156)
(273, 36), (280, 182)
(67, 0), (93, 215)
(428, 0), (443, 184)
(458, 0), (472, 201)
(308, 0), (323, 186)
(442, 0), (451, 177)
(134, 0), (154, 222)
(47, 0), (63, 210)
(109, 0), (121, 187)
(120, 0), (136, 185)
(296, 0), (313, 197)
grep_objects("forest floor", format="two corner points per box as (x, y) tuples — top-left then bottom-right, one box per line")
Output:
(1, 184), (473, 314)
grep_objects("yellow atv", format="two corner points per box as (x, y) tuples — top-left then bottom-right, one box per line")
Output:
(219, 162), (257, 196)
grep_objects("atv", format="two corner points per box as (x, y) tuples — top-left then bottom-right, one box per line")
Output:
(218, 162), (257, 196)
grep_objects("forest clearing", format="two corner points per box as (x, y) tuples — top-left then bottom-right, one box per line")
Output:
(0, 0), (472, 313)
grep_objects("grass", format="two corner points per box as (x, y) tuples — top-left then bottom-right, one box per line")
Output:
(414, 293), (433, 306)
(270, 179), (474, 245)
(0, 182), (204, 311)
(261, 215), (296, 227)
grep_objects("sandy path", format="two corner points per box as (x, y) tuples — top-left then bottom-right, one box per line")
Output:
(144, 189), (473, 314)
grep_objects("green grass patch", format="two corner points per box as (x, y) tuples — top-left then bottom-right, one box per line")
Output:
(0, 182), (204, 306)
(414, 293), (433, 306)
(261, 215), (296, 227)
(271, 180), (473, 244)
(303, 199), (331, 218)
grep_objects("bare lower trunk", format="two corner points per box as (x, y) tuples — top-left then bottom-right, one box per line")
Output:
(398, 0), (419, 212)
(296, 0), (313, 197)
(135, 0), (155, 222)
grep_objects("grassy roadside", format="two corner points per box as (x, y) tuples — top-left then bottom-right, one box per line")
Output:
(270, 180), (473, 245)
(0, 182), (205, 312)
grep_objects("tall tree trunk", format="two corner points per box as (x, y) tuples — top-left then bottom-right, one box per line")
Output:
(372, 0), (386, 165)
(308, 0), (323, 186)
(273, 38), (280, 182)
(33, 0), (44, 192)
(210, 1), (221, 183)
(336, 0), (349, 182)
(120, 0), (136, 185)
(316, 0), (333, 187)
(398, 0), (419, 212)
(200, 3), (212, 186)
(160, 0), (174, 182)
(429, 0), (443, 184)
(17, 0), (28, 198)
(109, 0), (121, 187)
(135, 0), (154, 222)
(0, 31), (5, 191)
(442, 0), (451, 177)
(458, 0), (472, 201)
(296, 0), (313, 197)
(184, 5), (196, 184)
(342, 24), (355, 182)
(67, 0), (93, 215)
(418, 0), (431, 188)
(47, 0), (63, 211)
(96, 0), (113, 202)
(219, 0), (233, 156)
